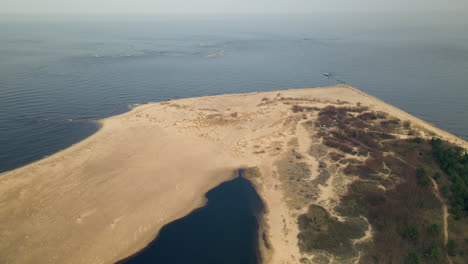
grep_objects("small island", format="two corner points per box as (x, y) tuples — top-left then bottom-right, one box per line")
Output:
(0, 85), (466, 264)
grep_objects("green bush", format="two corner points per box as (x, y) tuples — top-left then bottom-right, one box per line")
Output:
(297, 205), (366, 257)
(447, 239), (457, 256)
(433, 172), (442, 181)
(440, 185), (449, 195)
(403, 226), (420, 241)
(430, 137), (468, 219)
(424, 247), (441, 260)
(406, 252), (420, 264)
(416, 168), (430, 186)
(416, 168), (426, 177)
(428, 224), (441, 236)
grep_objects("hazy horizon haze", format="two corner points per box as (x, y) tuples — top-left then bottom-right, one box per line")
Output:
(2, 0), (468, 15)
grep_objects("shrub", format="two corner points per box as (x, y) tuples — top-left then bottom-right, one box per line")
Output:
(447, 239), (457, 256)
(416, 168), (431, 186)
(403, 120), (412, 129)
(291, 105), (321, 113)
(433, 172), (441, 181)
(418, 177), (431, 187)
(323, 137), (356, 155)
(406, 252), (420, 264)
(416, 168), (426, 177)
(357, 111), (378, 121)
(424, 247), (441, 260)
(403, 226), (420, 241)
(428, 224), (441, 236)
(430, 138), (468, 218)
(297, 205), (366, 257)
(329, 152), (344, 161)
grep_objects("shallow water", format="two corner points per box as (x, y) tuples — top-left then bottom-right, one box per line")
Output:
(117, 175), (264, 264)
(1, 13), (467, 172)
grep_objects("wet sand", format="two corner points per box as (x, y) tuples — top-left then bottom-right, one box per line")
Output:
(0, 85), (466, 264)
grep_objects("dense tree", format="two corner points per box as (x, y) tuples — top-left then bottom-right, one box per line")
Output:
(430, 138), (468, 219)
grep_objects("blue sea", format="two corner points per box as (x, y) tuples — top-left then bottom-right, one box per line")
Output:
(1, 13), (468, 172)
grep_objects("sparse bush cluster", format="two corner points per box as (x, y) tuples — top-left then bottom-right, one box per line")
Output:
(297, 205), (367, 258)
(323, 136), (356, 155)
(291, 105), (321, 113)
(299, 106), (467, 263)
(241, 167), (261, 179)
(315, 106), (370, 129)
(275, 151), (324, 209)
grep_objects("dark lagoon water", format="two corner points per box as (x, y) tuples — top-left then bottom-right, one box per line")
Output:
(118, 175), (264, 264)
(1, 13), (468, 172)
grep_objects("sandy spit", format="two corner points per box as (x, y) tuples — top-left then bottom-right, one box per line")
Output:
(0, 85), (466, 264)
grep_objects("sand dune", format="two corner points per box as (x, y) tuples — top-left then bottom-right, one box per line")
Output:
(0, 85), (465, 264)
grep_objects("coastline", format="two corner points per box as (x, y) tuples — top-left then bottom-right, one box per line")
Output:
(0, 85), (466, 264)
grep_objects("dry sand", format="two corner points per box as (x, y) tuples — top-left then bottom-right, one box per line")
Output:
(0, 85), (466, 264)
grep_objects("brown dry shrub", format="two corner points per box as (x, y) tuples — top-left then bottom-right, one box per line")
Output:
(357, 111), (378, 121)
(329, 152), (345, 161)
(339, 106), (369, 113)
(376, 111), (388, 119)
(323, 137), (355, 154)
(365, 158), (382, 171)
(316, 131), (327, 138)
(316, 115), (334, 127)
(291, 105), (321, 113)
(340, 158), (362, 165)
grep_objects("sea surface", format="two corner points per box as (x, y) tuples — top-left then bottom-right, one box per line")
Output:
(0, 13), (467, 171)
(118, 175), (264, 264)
(1, 12), (467, 264)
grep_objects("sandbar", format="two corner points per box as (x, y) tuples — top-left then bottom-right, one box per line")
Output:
(0, 85), (466, 264)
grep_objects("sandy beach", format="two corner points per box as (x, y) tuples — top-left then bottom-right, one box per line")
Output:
(0, 85), (466, 264)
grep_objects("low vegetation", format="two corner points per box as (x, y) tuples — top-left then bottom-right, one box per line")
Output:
(241, 166), (262, 180)
(430, 138), (468, 219)
(290, 104), (468, 263)
(297, 205), (367, 260)
(275, 150), (321, 209)
(430, 138), (468, 262)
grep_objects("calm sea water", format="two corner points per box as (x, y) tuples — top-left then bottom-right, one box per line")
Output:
(118, 175), (264, 264)
(1, 13), (467, 172)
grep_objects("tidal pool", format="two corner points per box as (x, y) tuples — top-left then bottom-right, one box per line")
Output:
(118, 174), (264, 264)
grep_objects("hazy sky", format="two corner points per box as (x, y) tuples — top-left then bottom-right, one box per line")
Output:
(2, 0), (467, 14)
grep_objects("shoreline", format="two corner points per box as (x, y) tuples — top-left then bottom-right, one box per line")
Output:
(0, 85), (466, 264)
(2, 85), (465, 177)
